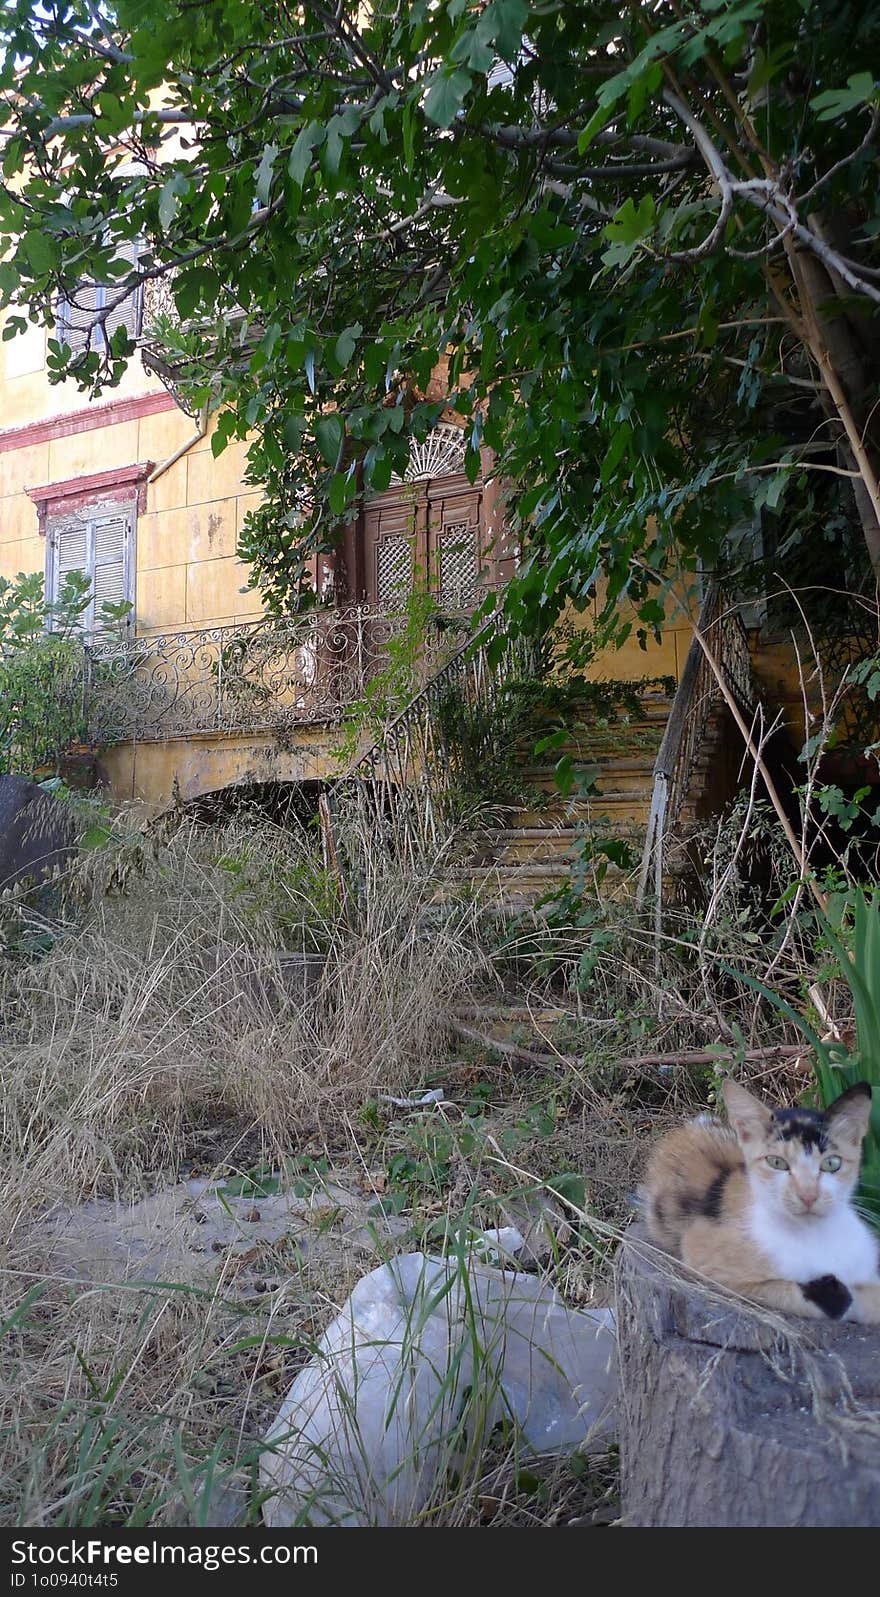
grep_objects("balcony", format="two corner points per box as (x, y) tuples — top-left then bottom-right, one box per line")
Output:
(83, 607), (468, 745)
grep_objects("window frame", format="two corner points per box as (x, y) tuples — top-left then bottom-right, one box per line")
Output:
(45, 500), (137, 637)
(55, 239), (145, 357)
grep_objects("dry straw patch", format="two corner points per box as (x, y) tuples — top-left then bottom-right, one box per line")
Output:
(0, 813), (487, 1211)
(0, 812), (506, 1524)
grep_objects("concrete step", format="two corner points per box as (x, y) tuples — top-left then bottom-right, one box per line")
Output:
(538, 752), (657, 777)
(447, 857), (640, 907)
(438, 687), (670, 907)
(517, 782), (654, 817)
(520, 769), (658, 798)
(522, 694), (672, 724)
(493, 835), (636, 867)
(471, 814), (647, 852)
(516, 727), (664, 757)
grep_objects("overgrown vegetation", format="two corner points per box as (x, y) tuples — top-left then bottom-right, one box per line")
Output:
(0, 571), (91, 779)
(1, 0), (879, 1528)
(0, 570), (132, 781)
(332, 585), (459, 768)
(0, 790), (873, 1527)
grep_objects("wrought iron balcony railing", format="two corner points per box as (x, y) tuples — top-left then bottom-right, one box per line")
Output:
(83, 607), (468, 744)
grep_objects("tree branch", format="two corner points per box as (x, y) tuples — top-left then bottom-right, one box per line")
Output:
(662, 88), (880, 305)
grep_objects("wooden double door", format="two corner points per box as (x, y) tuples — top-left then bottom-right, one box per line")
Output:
(361, 473), (486, 612)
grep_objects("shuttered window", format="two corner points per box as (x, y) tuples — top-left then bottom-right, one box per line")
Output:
(47, 505), (135, 634)
(55, 239), (144, 355)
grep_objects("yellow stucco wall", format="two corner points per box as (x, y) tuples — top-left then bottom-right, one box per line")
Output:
(102, 727), (342, 808)
(0, 320), (265, 631)
(570, 574), (699, 685)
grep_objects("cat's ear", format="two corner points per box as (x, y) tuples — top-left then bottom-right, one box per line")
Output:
(825, 1082), (872, 1147)
(722, 1080), (771, 1146)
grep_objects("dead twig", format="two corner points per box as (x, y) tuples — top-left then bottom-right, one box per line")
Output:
(450, 1021), (804, 1075)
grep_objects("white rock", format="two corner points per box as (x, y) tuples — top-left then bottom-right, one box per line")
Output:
(261, 1251), (616, 1527)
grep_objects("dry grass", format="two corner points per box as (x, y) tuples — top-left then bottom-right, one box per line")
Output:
(0, 813), (487, 1206)
(0, 812), (502, 1524)
(0, 800), (828, 1528)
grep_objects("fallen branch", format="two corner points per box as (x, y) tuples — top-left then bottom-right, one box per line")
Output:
(608, 1043), (805, 1072)
(450, 1023), (558, 1067)
(450, 1020), (804, 1074)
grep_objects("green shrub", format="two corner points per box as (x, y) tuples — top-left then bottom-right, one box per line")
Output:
(0, 570), (91, 778)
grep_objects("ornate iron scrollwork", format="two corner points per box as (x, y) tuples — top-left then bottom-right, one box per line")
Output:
(83, 606), (471, 744)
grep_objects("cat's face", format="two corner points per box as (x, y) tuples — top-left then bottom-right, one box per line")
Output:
(722, 1081), (871, 1222)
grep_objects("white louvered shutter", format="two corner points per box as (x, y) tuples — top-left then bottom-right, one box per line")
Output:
(56, 282), (101, 355)
(54, 520), (88, 594)
(90, 511), (133, 632)
(51, 518), (90, 629)
(48, 508), (134, 633)
(56, 239), (142, 353)
(104, 238), (143, 344)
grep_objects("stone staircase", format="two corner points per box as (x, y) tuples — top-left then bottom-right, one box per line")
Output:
(458, 690), (672, 907)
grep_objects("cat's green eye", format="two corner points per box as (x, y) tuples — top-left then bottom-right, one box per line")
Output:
(820, 1154), (842, 1173)
(765, 1154), (789, 1171)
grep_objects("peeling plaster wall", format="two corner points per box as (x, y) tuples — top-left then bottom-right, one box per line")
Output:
(102, 727), (342, 810)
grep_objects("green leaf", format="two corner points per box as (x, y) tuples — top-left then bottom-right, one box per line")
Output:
(254, 142), (279, 205)
(423, 69), (472, 129)
(329, 471), (354, 514)
(366, 450), (393, 492)
(322, 108), (359, 179)
(811, 72), (878, 121)
(555, 754), (575, 796)
(600, 422), (631, 483)
(288, 122), (325, 187)
(745, 44), (794, 103)
(577, 103), (615, 155)
(548, 1171), (586, 1211)
(20, 230), (55, 274)
(94, 93), (131, 136)
(333, 322), (362, 370)
(315, 413), (344, 465)
(486, 0), (529, 59)
(601, 194), (656, 268)
(158, 171), (188, 231)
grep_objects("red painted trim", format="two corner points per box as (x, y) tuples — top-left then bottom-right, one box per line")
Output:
(27, 462), (154, 530)
(0, 390), (177, 455)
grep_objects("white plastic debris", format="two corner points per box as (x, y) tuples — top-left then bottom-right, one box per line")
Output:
(377, 1088), (448, 1109)
(471, 1226), (527, 1264)
(260, 1251), (617, 1527)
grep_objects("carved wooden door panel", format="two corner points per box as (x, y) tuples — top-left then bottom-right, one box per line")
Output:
(427, 479), (484, 613)
(362, 486), (425, 608)
(362, 480), (484, 611)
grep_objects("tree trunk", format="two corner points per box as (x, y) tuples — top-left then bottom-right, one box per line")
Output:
(786, 238), (880, 585)
(615, 1229), (880, 1527)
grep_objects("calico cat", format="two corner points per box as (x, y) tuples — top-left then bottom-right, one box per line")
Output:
(643, 1080), (880, 1323)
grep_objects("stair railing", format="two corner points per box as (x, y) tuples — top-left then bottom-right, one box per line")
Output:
(636, 581), (756, 915)
(329, 616), (535, 871)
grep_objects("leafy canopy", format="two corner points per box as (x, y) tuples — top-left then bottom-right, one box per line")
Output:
(1, 1), (878, 638)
